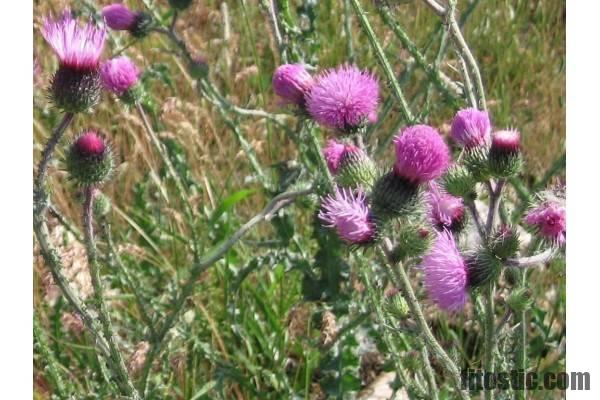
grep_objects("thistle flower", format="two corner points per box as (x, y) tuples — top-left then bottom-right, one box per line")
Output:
(102, 3), (153, 38)
(102, 4), (136, 30)
(393, 125), (450, 184)
(489, 129), (522, 177)
(42, 10), (106, 112)
(524, 198), (566, 246)
(272, 64), (314, 106)
(100, 56), (140, 100)
(420, 230), (468, 311)
(323, 139), (347, 174)
(189, 55), (209, 79)
(318, 187), (377, 244)
(426, 182), (465, 233)
(66, 131), (115, 187)
(450, 108), (491, 148)
(323, 139), (376, 188)
(306, 65), (379, 132)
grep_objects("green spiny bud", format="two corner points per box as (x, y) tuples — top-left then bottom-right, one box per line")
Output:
(336, 147), (378, 190)
(466, 247), (502, 288)
(391, 225), (432, 261)
(385, 290), (410, 319)
(464, 147), (491, 182)
(506, 287), (532, 313)
(92, 191), (112, 218)
(66, 131), (114, 187)
(129, 12), (153, 38)
(442, 165), (476, 199)
(371, 170), (420, 219)
(489, 129), (523, 178)
(189, 55), (209, 80)
(488, 225), (520, 260)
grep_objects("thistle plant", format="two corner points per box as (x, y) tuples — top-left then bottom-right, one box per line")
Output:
(34, 1), (565, 399)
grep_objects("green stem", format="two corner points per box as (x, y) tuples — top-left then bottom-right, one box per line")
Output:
(34, 316), (71, 399)
(349, 0), (416, 124)
(483, 285), (495, 400)
(420, 345), (439, 400)
(381, 239), (469, 400)
(82, 187), (141, 399)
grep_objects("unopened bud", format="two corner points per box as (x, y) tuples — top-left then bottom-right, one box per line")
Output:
(66, 131), (114, 187)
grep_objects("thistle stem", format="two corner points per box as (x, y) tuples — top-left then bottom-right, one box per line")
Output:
(483, 284), (495, 400)
(83, 187), (141, 399)
(381, 238), (469, 400)
(505, 248), (556, 267)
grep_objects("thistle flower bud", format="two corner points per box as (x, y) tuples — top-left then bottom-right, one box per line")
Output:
(370, 171), (420, 218)
(464, 147), (491, 182)
(466, 248), (502, 289)
(323, 140), (377, 189)
(272, 64), (314, 107)
(42, 11), (106, 113)
(391, 225), (432, 261)
(442, 165), (476, 199)
(169, 0), (194, 10)
(102, 5), (153, 38)
(488, 225), (520, 260)
(306, 65), (379, 134)
(189, 55), (209, 80)
(66, 131), (114, 187)
(524, 194), (566, 246)
(450, 108), (491, 148)
(426, 182), (466, 233)
(92, 190), (112, 218)
(385, 291), (410, 319)
(489, 129), (522, 177)
(318, 187), (378, 245)
(506, 287), (532, 313)
(100, 56), (141, 104)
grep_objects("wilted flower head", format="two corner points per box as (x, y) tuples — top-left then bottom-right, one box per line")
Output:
(420, 230), (468, 311)
(426, 182), (465, 232)
(393, 125), (450, 184)
(272, 64), (314, 106)
(318, 187), (376, 244)
(42, 10), (106, 70)
(306, 65), (379, 131)
(524, 197), (566, 246)
(102, 3), (136, 30)
(100, 56), (140, 95)
(450, 108), (491, 148)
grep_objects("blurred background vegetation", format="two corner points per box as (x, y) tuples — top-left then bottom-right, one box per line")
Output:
(34, 0), (565, 398)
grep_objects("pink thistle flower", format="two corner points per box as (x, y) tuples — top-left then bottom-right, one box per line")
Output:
(100, 56), (140, 95)
(393, 125), (450, 184)
(323, 139), (347, 174)
(420, 230), (468, 311)
(318, 187), (376, 244)
(272, 64), (314, 106)
(491, 129), (520, 153)
(42, 10), (106, 70)
(524, 199), (566, 246)
(102, 3), (137, 31)
(426, 182), (465, 231)
(306, 65), (379, 131)
(450, 108), (491, 148)
(74, 131), (106, 156)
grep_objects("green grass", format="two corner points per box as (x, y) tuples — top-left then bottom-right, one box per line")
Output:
(34, 0), (565, 398)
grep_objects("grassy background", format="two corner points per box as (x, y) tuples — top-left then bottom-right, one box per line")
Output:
(34, 0), (565, 398)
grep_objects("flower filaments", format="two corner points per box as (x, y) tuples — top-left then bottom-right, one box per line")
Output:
(272, 64), (314, 107)
(450, 108), (491, 148)
(100, 56), (141, 103)
(42, 10), (106, 113)
(102, 4), (153, 38)
(318, 187), (377, 245)
(489, 129), (522, 177)
(420, 230), (468, 312)
(524, 196), (566, 246)
(66, 131), (114, 187)
(306, 65), (379, 133)
(426, 182), (465, 233)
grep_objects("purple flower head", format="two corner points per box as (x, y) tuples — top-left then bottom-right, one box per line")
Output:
(420, 230), (468, 311)
(393, 125), (450, 184)
(74, 131), (106, 156)
(42, 10), (106, 70)
(306, 65), (379, 131)
(524, 199), (566, 246)
(100, 56), (140, 95)
(322, 139), (362, 175)
(450, 108), (491, 148)
(426, 182), (464, 230)
(318, 187), (376, 244)
(102, 4), (137, 31)
(272, 64), (314, 106)
(491, 129), (520, 153)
